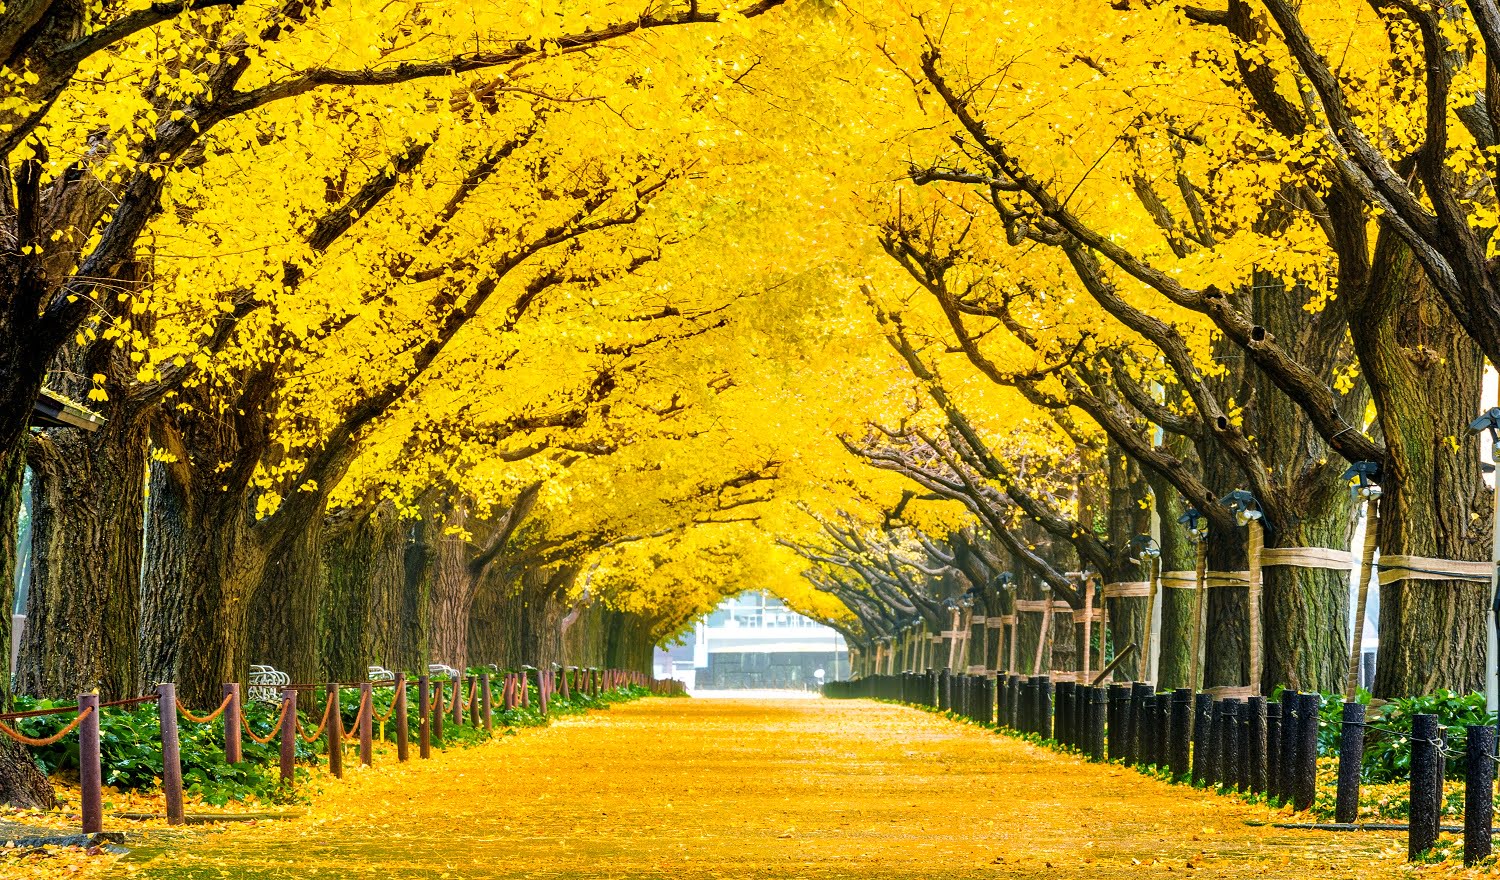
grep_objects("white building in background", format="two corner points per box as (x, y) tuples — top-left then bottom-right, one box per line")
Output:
(654, 591), (846, 691)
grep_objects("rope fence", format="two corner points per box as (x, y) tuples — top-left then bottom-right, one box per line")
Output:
(0, 666), (676, 836)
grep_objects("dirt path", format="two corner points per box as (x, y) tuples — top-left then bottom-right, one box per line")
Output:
(131, 698), (1406, 879)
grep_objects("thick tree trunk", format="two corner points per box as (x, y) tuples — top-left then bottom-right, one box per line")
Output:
(427, 505), (473, 670)
(399, 518), (434, 673)
(18, 409), (148, 700)
(140, 468), (266, 707)
(321, 502), (407, 680)
(1104, 444), (1152, 674)
(1358, 235), (1491, 697)
(468, 566), (523, 668)
(249, 508), (325, 689)
(1149, 460), (1197, 689)
(519, 566), (574, 667)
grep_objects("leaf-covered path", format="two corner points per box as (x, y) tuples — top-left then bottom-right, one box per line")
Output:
(131, 699), (1404, 879)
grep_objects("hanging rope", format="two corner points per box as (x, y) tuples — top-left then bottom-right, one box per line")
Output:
(176, 692), (236, 725)
(242, 698), (292, 745)
(0, 707), (92, 747)
(372, 690), (402, 724)
(343, 691), (371, 742)
(298, 698), (334, 743)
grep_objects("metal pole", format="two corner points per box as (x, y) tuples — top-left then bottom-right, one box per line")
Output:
(223, 683), (242, 765)
(395, 674), (409, 762)
(157, 683), (185, 825)
(359, 682), (373, 766)
(327, 683), (343, 779)
(279, 688), (296, 785)
(79, 694), (102, 834)
(418, 676), (431, 759)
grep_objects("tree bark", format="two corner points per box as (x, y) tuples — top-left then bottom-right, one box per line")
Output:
(18, 407), (148, 700)
(249, 506), (326, 690)
(321, 501), (407, 680)
(0, 441), (52, 808)
(1358, 235), (1491, 697)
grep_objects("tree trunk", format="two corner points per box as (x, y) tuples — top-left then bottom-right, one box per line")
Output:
(322, 502), (407, 680)
(140, 467), (267, 707)
(1149, 456), (1197, 690)
(519, 566), (573, 667)
(427, 503), (473, 670)
(18, 408), (148, 700)
(399, 518), (434, 673)
(249, 507), (325, 690)
(1358, 234), (1491, 697)
(0, 440), (51, 808)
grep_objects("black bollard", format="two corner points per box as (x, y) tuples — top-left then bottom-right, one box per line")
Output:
(1279, 690), (1299, 803)
(1089, 687), (1107, 761)
(982, 676), (996, 725)
(1234, 700), (1251, 792)
(1039, 677), (1054, 741)
(1062, 677), (1074, 746)
(1294, 692), (1321, 812)
(1191, 693), (1212, 785)
(1223, 699), (1241, 790)
(1466, 723), (1495, 865)
(1206, 700), (1226, 787)
(1409, 713), (1441, 861)
(928, 670), (939, 708)
(1080, 689), (1092, 749)
(1156, 694), (1171, 769)
(938, 669), (952, 712)
(1265, 702), (1282, 803)
(1130, 683), (1152, 765)
(1142, 694), (1159, 767)
(1334, 701), (1365, 824)
(1248, 696), (1267, 794)
(1007, 675), (1021, 729)
(997, 674), (1009, 722)
(1108, 685), (1129, 762)
(1170, 689), (1191, 779)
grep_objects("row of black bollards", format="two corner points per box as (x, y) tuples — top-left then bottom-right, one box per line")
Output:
(827, 672), (1500, 867)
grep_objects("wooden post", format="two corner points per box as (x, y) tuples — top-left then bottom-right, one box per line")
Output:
(469, 676), (480, 727)
(279, 688), (296, 785)
(1080, 579), (1095, 684)
(223, 683), (242, 764)
(481, 673), (493, 730)
(327, 684), (343, 779)
(157, 683), (185, 825)
(539, 670), (550, 716)
(395, 674), (409, 762)
(433, 679), (444, 741)
(79, 694), (102, 834)
(451, 675), (463, 727)
(359, 682), (373, 766)
(418, 676), (432, 759)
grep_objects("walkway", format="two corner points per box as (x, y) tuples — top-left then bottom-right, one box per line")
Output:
(133, 699), (1403, 879)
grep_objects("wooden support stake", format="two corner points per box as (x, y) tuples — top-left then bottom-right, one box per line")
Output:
(157, 684), (185, 826)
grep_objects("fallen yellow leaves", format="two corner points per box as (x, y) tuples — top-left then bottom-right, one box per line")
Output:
(0, 699), (1424, 879)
